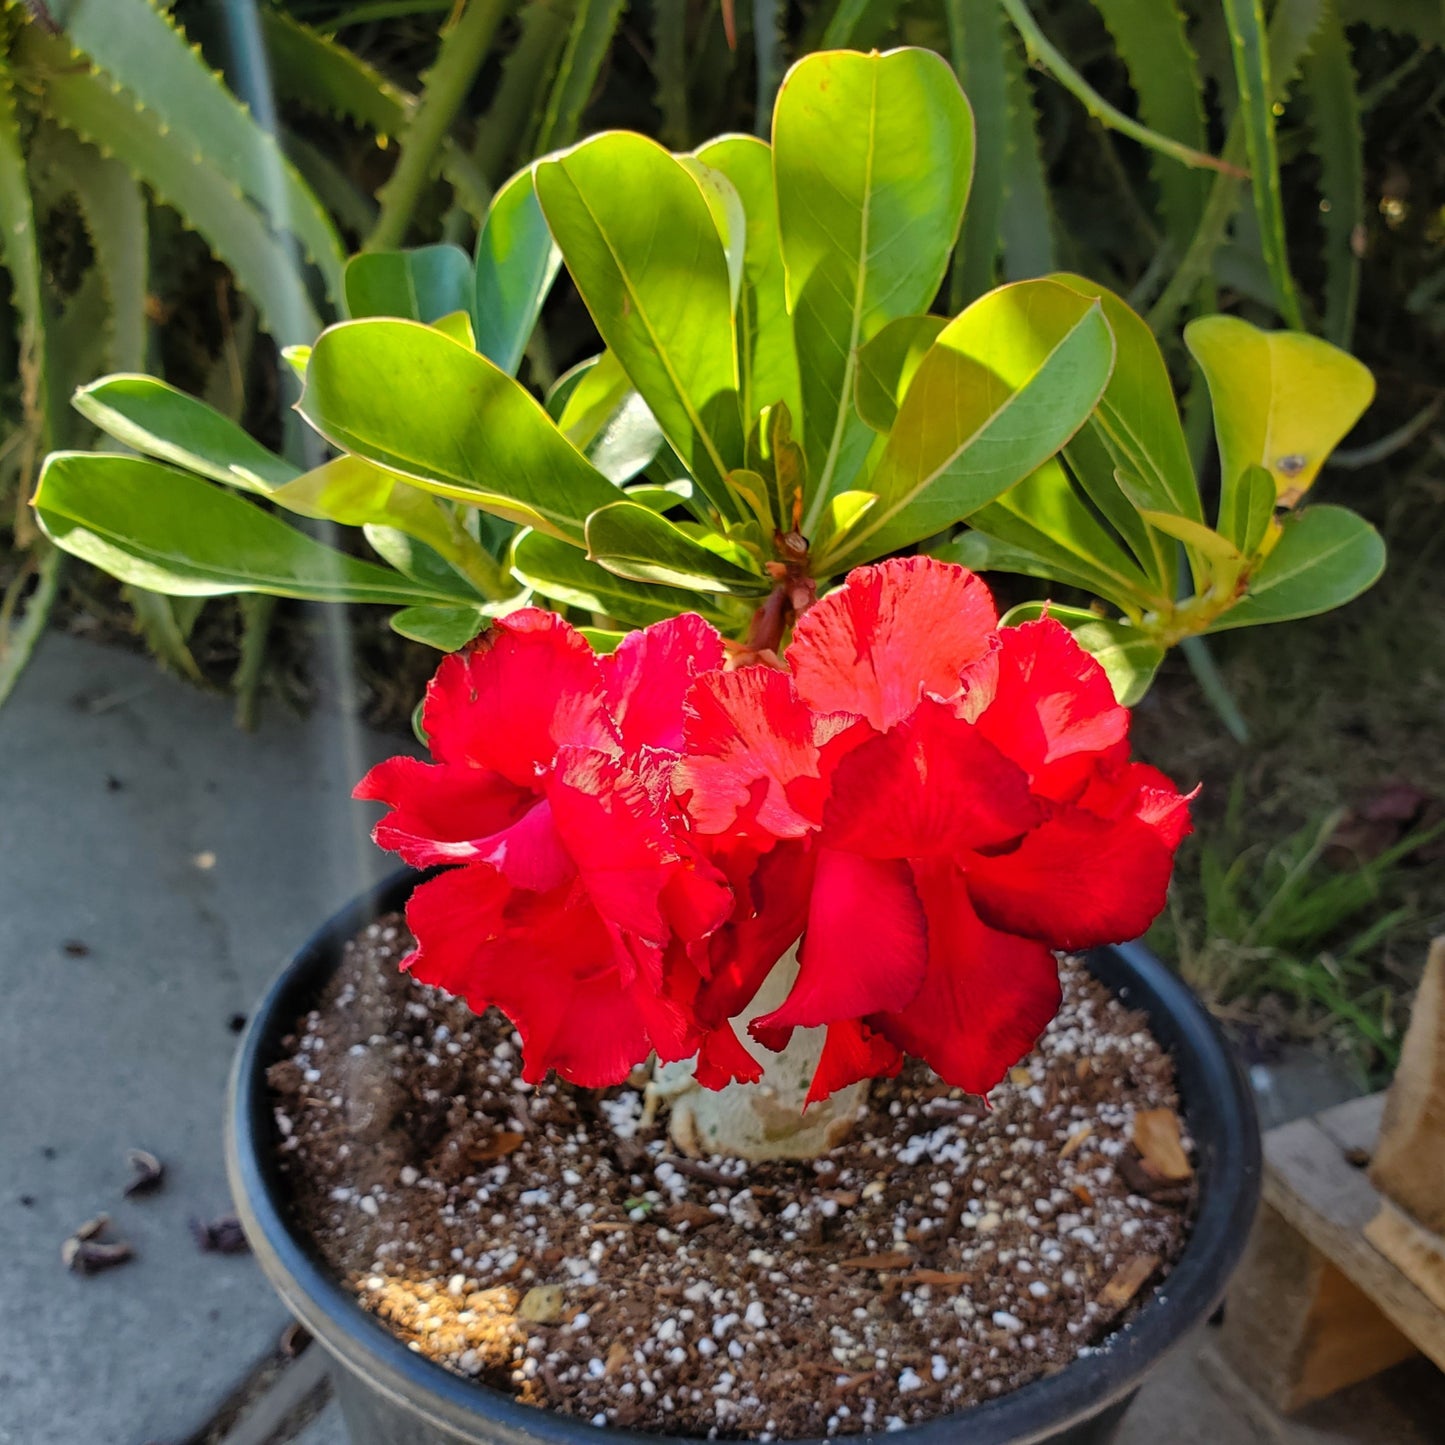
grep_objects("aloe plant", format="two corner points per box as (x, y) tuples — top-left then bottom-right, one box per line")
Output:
(33, 46), (1385, 709)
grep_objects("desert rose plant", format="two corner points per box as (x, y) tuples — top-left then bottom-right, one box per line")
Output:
(31, 47), (1382, 1157)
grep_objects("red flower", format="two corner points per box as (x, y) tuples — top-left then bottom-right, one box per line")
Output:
(355, 610), (732, 1086)
(681, 558), (1191, 1103)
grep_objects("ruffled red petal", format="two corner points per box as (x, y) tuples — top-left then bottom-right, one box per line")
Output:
(964, 800), (1180, 951)
(820, 699), (1039, 859)
(353, 755), (534, 867)
(402, 866), (657, 1087)
(694, 1021), (766, 1090)
(874, 864), (1061, 1095)
(678, 667), (828, 840)
(750, 848), (928, 1048)
(422, 610), (615, 784)
(599, 613), (726, 753)
(545, 747), (682, 945)
(965, 619), (1128, 802)
(787, 558), (998, 730)
(805, 1019), (903, 1106)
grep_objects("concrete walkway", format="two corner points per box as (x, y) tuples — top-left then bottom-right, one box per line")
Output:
(2, 630), (1440, 1444)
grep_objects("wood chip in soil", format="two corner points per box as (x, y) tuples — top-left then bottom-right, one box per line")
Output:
(269, 916), (1195, 1439)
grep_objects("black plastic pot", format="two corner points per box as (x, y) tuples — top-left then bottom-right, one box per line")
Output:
(227, 869), (1261, 1445)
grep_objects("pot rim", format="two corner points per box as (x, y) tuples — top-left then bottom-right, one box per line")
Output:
(227, 868), (1261, 1445)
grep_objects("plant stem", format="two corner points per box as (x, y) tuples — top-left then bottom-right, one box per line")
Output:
(1181, 634), (1249, 745)
(366, 0), (511, 251)
(999, 0), (1247, 177)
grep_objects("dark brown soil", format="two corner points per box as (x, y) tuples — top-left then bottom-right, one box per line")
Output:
(269, 916), (1195, 1439)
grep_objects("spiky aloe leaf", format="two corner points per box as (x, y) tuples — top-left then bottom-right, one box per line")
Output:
(1221, 0), (1303, 327)
(257, 10), (490, 223)
(20, 25), (321, 345)
(535, 0), (626, 153)
(474, 0), (577, 184)
(1092, 0), (1208, 253)
(1301, 1), (1362, 348)
(60, 0), (344, 304)
(946, 0), (1008, 307)
(652, 0), (689, 148)
(998, 33), (1054, 280)
(0, 43), (49, 455)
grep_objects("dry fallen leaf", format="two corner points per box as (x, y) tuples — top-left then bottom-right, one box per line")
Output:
(1132, 1108), (1193, 1181)
(1059, 1124), (1093, 1159)
(1075, 1058), (1092, 1081)
(838, 1251), (914, 1270)
(605, 1340), (630, 1376)
(470, 1130), (525, 1164)
(1008, 1067), (1032, 1086)
(518, 1285), (566, 1323)
(1097, 1253), (1160, 1310)
(911, 1269), (972, 1288)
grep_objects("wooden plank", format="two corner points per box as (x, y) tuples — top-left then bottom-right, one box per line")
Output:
(1263, 1107), (1445, 1371)
(1221, 1201), (1417, 1411)
(1371, 938), (1445, 1232)
(1366, 1199), (1445, 1317)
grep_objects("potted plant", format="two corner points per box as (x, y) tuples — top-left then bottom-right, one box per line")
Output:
(36, 46), (1382, 1445)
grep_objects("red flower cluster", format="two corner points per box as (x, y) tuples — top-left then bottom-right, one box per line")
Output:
(357, 559), (1190, 1100)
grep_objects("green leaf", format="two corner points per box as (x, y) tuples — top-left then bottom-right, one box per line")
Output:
(855, 316), (948, 434)
(512, 528), (734, 627)
(585, 502), (771, 595)
(938, 527), (1112, 596)
(123, 584), (206, 684)
(1301, 4), (1363, 350)
(1221, 0), (1303, 326)
(578, 626), (626, 653)
(1000, 602), (1165, 706)
(345, 244), (475, 323)
(535, 0), (627, 152)
(678, 156), (747, 312)
(998, 32), (1056, 281)
(361, 524), (478, 599)
(1093, 0), (1208, 251)
(299, 319), (621, 544)
(72, 375), (298, 495)
(473, 167), (561, 377)
(34, 453), (456, 605)
(964, 458), (1159, 607)
(945, 0), (1009, 306)
(271, 454), (502, 597)
(693, 135), (801, 428)
(60, 0), (345, 305)
(535, 133), (744, 515)
(23, 27), (322, 347)
(819, 280), (1115, 573)
(774, 49), (974, 533)
(1208, 505), (1384, 631)
(390, 604), (490, 650)
(1218, 463), (1277, 557)
(1185, 315), (1375, 508)
(557, 351), (666, 484)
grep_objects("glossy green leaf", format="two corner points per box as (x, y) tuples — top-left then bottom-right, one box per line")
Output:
(693, 135), (801, 426)
(1208, 505), (1384, 631)
(1186, 315), (1375, 509)
(535, 133), (744, 515)
(557, 352), (666, 485)
(774, 49), (974, 533)
(1218, 463), (1277, 557)
(473, 168), (561, 377)
(271, 454), (507, 598)
(34, 454), (454, 605)
(512, 528), (734, 627)
(1000, 601), (1166, 706)
(72, 376), (298, 495)
(585, 502), (771, 595)
(345, 244), (474, 323)
(1138, 509), (1243, 570)
(1053, 275), (1202, 588)
(390, 604), (490, 650)
(678, 157), (747, 312)
(361, 525), (476, 599)
(964, 458), (1159, 607)
(820, 280), (1115, 573)
(937, 528), (1111, 597)
(299, 319), (621, 544)
(855, 316), (948, 434)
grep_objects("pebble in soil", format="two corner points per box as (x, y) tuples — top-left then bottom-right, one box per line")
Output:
(269, 917), (1194, 1440)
